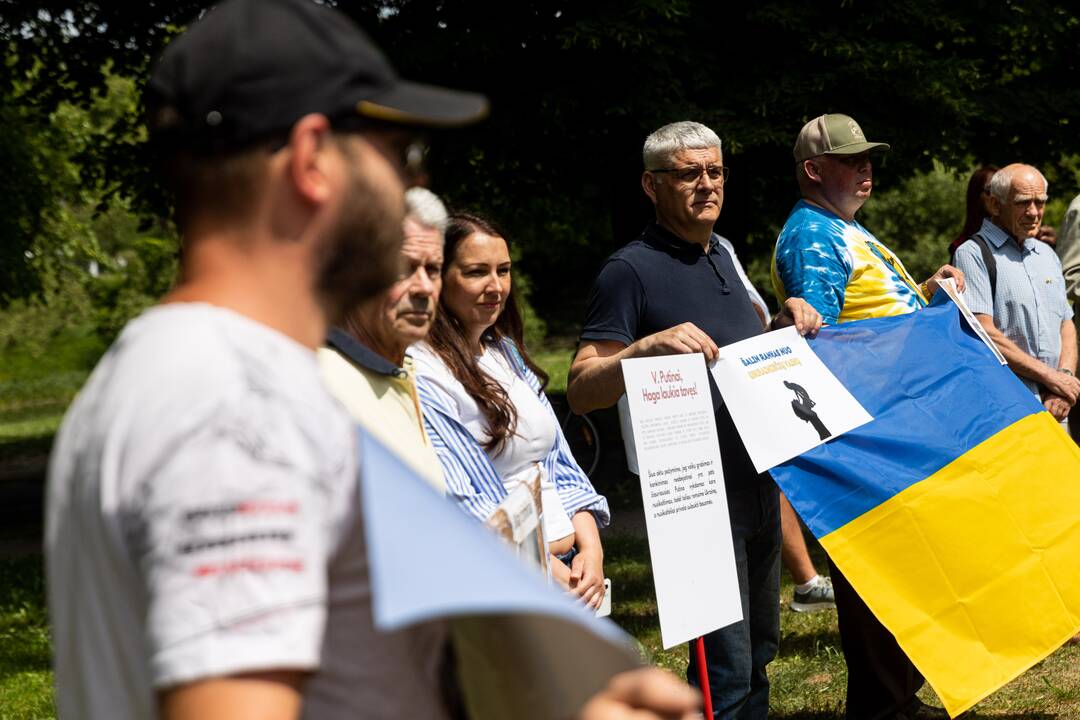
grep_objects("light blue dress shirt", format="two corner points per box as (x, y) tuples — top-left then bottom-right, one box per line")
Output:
(953, 218), (1074, 396)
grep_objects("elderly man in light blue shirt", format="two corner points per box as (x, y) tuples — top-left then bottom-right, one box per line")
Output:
(953, 163), (1080, 424)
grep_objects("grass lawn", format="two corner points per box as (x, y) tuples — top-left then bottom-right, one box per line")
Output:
(0, 532), (1076, 718)
(532, 342), (576, 394)
(0, 371), (85, 463)
(0, 559), (54, 718)
(604, 531), (1080, 718)
(0, 361), (1076, 717)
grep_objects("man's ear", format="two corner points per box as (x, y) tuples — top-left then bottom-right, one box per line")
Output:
(286, 113), (335, 207)
(986, 193), (1002, 219)
(641, 171), (658, 203)
(802, 159), (824, 184)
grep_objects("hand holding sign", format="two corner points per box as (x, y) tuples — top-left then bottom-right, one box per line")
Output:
(772, 297), (824, 336)
(635, 322), (719, 361)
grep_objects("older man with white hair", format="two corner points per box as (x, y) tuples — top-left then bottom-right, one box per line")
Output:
(568, 120), (820, 719)
(319, 187), (451, 490)
(953, 163), (1080, 426)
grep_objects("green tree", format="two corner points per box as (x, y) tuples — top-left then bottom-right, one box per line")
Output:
(0, 76), (52, 303)
(858, 162), (967, 285)
(0, 68), (178, 379)
(4, 1), (1080, 331)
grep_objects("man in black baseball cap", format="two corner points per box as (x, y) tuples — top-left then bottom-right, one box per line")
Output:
(48, 1), (490, 718)
(47, 2), (700, 719)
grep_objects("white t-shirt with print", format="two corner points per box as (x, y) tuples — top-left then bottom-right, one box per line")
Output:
(45, 304), (448, 720)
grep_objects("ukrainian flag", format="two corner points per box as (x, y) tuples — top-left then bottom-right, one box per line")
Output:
(771, 298), (1080, 717)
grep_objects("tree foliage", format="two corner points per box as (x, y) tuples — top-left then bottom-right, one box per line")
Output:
(3, 0), (1079, 331)
(362, 0), (1080, 325)
(0, 69), (177, 377)
(858, 162), (968, 285)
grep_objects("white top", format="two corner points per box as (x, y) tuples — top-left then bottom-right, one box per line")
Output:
(46, 304), (448, 720)
(412, 343), (575, 542)
(715, 234), (770, 323)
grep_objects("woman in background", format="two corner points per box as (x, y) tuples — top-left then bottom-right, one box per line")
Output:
(413, 213), (609, 609)
(949, 165), (999, 256)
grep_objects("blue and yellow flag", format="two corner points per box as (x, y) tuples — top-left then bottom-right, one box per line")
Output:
(771, 298), (1080, 717)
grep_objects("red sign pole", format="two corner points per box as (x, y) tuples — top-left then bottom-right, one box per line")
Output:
(694, 636), (714, 718)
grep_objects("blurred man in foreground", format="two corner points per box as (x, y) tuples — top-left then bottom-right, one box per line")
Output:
(45, 1), (698, 718)
(46, 1), (486, 716)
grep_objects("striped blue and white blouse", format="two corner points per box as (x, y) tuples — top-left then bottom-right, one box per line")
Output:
(412, 338), (610, 532)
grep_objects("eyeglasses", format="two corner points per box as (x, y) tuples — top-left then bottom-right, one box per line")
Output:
(385, 136), (428, 181)
(650, 165), (729, 187)
(327, 114), (429, 181)
(359, 130), (429, 182)
(265, 117), (429, 183)
(403, 140), (428, 178)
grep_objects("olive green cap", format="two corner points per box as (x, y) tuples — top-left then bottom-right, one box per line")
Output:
(793, 113), (890, 162)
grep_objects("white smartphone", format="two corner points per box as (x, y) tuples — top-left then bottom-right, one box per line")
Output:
(595, 578), (612, 618)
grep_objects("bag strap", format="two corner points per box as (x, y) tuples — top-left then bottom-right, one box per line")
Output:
(952, 233), (996, 301)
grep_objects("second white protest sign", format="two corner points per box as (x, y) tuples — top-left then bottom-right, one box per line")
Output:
(620, 352), (742, 649)
(709, 326), (872, 473)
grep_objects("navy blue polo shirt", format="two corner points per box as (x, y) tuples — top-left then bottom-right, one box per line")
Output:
(580, 222), (766, 487)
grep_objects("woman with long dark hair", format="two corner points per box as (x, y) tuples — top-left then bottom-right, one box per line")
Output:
(949, 165), (999, 255)
(412, 213), (609, 607)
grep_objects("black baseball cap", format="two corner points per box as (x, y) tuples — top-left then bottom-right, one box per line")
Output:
(147, 0), (489, 153)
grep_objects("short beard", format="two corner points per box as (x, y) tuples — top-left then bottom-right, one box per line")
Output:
(315, 143), (405, 325)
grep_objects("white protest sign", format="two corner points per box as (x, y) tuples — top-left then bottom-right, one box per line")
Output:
(938, 277), (1007, 364)
(709, 326), (872, 473)
(485, 473), (549, 577)
(620, 353), (742, 649)
(616, 395), (639, 475)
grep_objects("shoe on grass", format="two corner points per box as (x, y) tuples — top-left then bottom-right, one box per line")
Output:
(790, 575), (835, 613)
(897, 698), (953, 719)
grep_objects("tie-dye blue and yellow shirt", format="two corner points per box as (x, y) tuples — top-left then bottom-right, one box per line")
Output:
(771, 200), (928, 325)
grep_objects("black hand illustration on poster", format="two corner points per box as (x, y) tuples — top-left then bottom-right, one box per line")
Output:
(784, 380), (832, 441)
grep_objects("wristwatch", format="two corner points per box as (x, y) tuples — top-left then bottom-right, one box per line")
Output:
(1061, 368), (1076, 377)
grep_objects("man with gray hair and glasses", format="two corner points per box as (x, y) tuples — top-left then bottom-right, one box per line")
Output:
(568, 120), (821, 718)
(953, 163), (1079, 427)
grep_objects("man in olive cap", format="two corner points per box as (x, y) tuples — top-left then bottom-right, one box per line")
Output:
(773, 113), (962, 325)
(770, 113), (962, 720)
